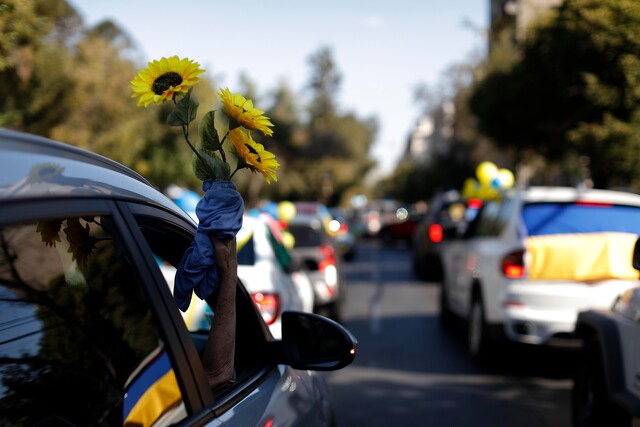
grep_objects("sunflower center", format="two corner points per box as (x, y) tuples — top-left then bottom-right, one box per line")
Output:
(152, 72), (183, 95)
(245, 144), (261, 162)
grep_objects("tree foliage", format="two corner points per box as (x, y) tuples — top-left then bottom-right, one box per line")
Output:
(470, 0), (640, 188)
(0, 3), (377, 204)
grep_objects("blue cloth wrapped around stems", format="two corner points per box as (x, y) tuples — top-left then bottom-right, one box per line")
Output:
(174, 180), (244, 312)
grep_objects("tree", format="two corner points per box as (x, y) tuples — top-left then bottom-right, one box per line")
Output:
(470, 0), (640, 188)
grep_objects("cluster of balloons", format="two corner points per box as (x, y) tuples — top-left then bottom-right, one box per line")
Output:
(462, 161), (515, 200)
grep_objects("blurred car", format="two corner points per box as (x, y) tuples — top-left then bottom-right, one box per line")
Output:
(440, 186), (640, 363)
(412, 191), (481, 281)
(573, 284), (640, 426)
(377, 206), (426, 246)
(0, 130), (357, 426)
(236, 213), (312, 338)
(287, 212), (345, 321)
(329, 207), (358, 261)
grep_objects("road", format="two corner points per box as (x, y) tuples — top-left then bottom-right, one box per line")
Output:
(326, 239), (574, 426)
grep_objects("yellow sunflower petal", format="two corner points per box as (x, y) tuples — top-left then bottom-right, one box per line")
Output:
(219, 88), (274, 136)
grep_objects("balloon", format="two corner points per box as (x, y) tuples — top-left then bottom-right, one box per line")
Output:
(282, 231), (296, 249)
(476, 162), (498, 185)
(498, 168), (515, 189)
(462, 178), (479, 199)
(477, 184), (499, 200)
(278, 201), (297, 223)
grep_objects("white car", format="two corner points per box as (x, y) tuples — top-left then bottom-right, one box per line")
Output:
(440, 186), (640, 362)
(237, 213), (313, 338)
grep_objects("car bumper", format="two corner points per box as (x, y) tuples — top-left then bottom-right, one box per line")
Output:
(503, 280), (639, 346)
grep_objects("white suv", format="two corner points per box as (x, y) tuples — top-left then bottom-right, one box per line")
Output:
(440, 186), (640, 362)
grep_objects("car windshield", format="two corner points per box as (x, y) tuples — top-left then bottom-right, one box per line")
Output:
(522, 202), (640, 236)
(288, 224), (323, 247)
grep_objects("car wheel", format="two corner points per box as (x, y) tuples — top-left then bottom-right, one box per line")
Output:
(572, 338), (631, 427)
(468, 294), (492, 364)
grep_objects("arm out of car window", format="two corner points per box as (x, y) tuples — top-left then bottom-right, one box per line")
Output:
(202, 236), (237, 391)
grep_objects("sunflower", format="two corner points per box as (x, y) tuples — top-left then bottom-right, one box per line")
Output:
(219, 88), (274, 136)
(131, 56), (205, 107)
(229, 129), (279, 183)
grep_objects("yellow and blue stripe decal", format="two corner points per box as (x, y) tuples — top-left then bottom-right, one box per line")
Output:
(123, 350), (182, 426)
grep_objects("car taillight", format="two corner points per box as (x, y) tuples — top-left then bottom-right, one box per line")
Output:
(319, 244), (336, 271)
(501, 250), (525, 278)
(428, 223), (443, 243)
(251, 292), (280, 325)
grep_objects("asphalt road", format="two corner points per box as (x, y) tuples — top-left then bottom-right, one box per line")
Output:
(326, 238), (575, 427)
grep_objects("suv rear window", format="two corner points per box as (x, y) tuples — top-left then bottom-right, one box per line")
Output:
(522, 202), (640, 236)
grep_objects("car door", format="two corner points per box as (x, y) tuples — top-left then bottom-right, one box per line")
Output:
(0, 198), (198, 426)
(121, 201), (334, 427)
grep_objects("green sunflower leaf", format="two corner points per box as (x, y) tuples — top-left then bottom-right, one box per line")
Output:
(199, 111), (221, 152)
(192, 151), (231, 182)
(167, 88), (199, 127)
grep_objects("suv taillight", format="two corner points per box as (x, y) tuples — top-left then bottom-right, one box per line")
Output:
(319, 244), (336, 271)
(251, 292), (280, 325)
(428, 223), (443, 243)
(501, 250), (525, 278)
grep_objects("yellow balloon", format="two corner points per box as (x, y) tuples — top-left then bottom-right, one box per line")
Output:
(477, 184), (499, 200)
(476, 162), (498, 185)
(278, 201), (297, 223)
(462, 178), (479, 199)
(282, 231), (296, 250)
(498, 168), (515, 189)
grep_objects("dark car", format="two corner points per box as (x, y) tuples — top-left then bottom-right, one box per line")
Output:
(0, 130), (356, 427)
(412, 192), (480, 282)
(572, 237), (640, 426)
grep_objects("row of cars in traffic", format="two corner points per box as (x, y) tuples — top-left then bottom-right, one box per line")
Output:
(0, 130), (356, 426)
(411, 186), (640, 425)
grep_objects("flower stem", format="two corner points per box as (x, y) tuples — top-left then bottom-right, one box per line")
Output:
(218, 130), (229, 163)
(229, 164), (242, 180)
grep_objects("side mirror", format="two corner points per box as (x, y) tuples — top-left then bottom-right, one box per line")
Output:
(633, 237), (640, 271)
(275, 311), (357, 371)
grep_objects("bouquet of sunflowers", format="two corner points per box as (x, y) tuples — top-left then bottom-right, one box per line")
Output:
(130, 56), (278, 311)
(130, 55), (279, 184)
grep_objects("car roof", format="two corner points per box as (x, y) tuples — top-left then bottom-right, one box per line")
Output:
(0, 130), (190, 218)
(520, 186), (640, 206)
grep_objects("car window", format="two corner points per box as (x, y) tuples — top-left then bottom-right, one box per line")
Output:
(288, 223), (324, 247)
(0, 215), (187, 427)
(133, 215), (272, 390)
(522, 202), (640, 236)
(237, 233), (256, 266)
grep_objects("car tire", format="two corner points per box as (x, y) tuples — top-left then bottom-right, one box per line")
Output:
(468, 294), (493, 364)
(572, 338), (631, 427)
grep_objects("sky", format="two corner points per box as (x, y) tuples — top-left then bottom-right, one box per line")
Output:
(70, 1), (488, 176)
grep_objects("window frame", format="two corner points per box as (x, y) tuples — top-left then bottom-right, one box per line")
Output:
(0, 198), (213, 419)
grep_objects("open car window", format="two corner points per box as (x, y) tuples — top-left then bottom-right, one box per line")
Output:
(133, 214), (273, 391)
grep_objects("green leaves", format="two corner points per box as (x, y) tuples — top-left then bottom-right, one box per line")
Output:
(192, 149), (230, 182)
(167, 88), (199, 127)
(199, 110), (221, 151)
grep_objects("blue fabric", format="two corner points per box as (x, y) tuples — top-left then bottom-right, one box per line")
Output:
(522, 202), (640, 237)
(174, 181), (244, 312)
